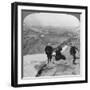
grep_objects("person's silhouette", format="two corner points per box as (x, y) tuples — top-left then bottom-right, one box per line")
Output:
(70, 46), (78, 65)
(45, 45), (53, 64)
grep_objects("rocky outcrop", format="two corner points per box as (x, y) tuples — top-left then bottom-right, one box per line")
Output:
(35, 59), (80, 77)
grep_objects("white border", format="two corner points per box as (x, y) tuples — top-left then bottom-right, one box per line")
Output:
(18, 5), (86, 84)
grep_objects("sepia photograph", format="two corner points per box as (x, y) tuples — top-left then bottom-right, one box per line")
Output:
(11, 2), (88, 87)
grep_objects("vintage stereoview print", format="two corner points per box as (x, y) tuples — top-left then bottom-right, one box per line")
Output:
(22, 11), (80, 78)
(11, 2), (87, 87)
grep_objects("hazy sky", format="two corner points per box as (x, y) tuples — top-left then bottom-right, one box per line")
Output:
(22, 10), (80, 34)
(23, 13), (80, 28)
(22, 10), (80, 22)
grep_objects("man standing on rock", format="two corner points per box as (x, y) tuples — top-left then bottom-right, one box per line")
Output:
(70, 46), (79, 65)
(45, 45), (53, 64)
